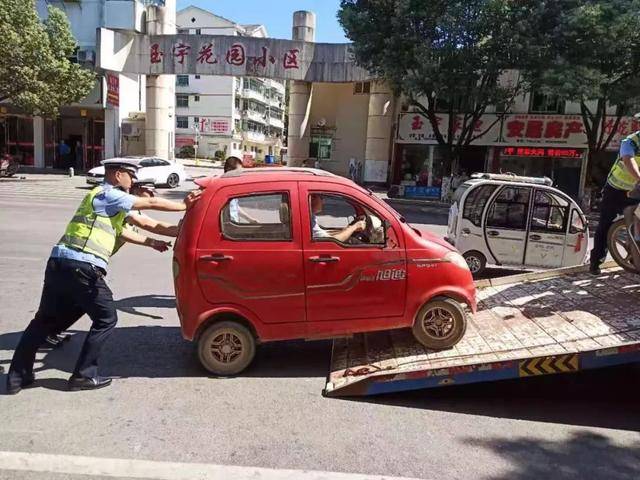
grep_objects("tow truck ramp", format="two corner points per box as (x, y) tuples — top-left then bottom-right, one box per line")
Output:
(325, 264), (640, 397)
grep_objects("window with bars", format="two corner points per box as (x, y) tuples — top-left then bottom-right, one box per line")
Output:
(529, 91), (565, 114)
(177, 116), (189, 128)
(353, 82), (371, 95)
(176, 95), (189, 108)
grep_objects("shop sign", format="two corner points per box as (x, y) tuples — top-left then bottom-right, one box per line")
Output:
(198, 118), (230, 135)
(175, 136), (194, 148)
(502, 114), (587, 147)
(404, 185), (442, 199)
(397, 113), (502, 145)
(106, 73), (119, 107)
(398, 112), (640, 151)
(602, 117), (640, 150)
(500, 147), (583, 158)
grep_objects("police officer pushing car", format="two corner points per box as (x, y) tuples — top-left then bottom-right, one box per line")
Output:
(6, 159), (200, 394)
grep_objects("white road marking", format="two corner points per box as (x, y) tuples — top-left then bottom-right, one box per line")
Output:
(0, 451), (423, 480)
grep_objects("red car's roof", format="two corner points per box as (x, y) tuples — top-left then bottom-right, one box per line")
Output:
(194, 168), (354, 189)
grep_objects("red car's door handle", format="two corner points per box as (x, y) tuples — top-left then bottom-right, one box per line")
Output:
(308, 255), (340, 263)
(199, 254), (234, 262)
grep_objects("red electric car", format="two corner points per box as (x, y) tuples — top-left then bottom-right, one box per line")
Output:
(173, 168), (476, 375)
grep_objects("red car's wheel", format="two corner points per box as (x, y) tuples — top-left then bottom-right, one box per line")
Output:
(412, 298), (467, 350)
(198, 321), (256, 376)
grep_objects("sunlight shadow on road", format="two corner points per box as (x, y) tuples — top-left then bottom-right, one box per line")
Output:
(465, 431), (640, 480)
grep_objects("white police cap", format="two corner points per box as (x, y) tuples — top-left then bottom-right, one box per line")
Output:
(101, 158), (139, 179)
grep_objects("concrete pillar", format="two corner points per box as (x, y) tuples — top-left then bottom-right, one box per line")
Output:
(104, 108), (118, 159)
(287, 11), (315, 167)
(33, 117), (45, 168)
(579, 149), (588, 201)
(363, 82), (394, 183)
(145, 0), (176, 159)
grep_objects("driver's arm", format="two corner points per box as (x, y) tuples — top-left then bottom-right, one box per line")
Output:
(332, 220), (366, 243)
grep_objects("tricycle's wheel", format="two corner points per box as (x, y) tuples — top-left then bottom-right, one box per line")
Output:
(607, 218), (640, 273)
(412, 298), (467, 350)
(463, 251), (486, 275)
(198, 321), (256, 376)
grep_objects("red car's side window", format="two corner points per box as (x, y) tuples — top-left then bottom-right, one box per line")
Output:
(220, 192), (292, 242)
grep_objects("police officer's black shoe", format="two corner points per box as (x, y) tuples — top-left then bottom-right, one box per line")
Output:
(68, 376), (112, 391)
(42, 333), (72, 348)
(589, 264), (602, 276)
(6, 374), (35, 395)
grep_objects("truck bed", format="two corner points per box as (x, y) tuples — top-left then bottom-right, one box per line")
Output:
(325, 265), (640, 397)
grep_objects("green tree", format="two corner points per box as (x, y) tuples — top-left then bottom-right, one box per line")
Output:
(0, 0), (95, 116)
(525, 0), (640, 184)
(338, 0), (551, 168)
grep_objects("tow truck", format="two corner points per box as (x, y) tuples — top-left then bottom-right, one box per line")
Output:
(325, 262), (640, 397)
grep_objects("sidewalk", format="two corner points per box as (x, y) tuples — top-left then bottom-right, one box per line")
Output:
(367, 186), (451, 213)
(179, 158), (222, 169)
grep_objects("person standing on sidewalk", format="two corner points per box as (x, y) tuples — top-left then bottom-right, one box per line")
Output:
(6, 159), (201, 394)
(590, 131), (640, 274)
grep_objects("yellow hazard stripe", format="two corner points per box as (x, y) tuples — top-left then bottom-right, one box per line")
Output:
(519, 354), (579, 377)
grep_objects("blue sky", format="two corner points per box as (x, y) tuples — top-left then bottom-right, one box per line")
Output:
(176, 1), (349, 43)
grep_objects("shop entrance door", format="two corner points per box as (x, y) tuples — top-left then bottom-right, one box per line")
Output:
(554, 167), (580, 199)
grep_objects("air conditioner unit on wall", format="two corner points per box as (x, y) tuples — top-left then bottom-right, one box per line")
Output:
(122, 122), (142, 137)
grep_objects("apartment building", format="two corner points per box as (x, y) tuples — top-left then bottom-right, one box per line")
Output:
(175, 6), (286, 161)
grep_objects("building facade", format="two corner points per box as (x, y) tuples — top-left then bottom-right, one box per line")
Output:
(291, 75), (636, 202)
(392, 87), (635, 201)
(174, 6), (285, 161)
(0, 0), (149, 170)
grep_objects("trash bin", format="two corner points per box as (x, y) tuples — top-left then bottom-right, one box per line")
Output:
(264, 155), (275, 164)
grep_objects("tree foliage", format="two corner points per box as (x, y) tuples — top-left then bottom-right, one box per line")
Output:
(338, 0), (551, 162)
(526, 0), (640, 154)
(0, 0), (95, 116)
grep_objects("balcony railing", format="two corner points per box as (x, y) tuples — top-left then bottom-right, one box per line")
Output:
(243, 130), (266, 143)
(241, 88), (268, 104)
(242, 109), (268, 124)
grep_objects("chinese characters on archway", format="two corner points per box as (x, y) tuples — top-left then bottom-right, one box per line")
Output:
(149, 41), (301, 70)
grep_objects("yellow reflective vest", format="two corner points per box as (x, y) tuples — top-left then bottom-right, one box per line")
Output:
(58, 186), (126, 263)
(607, 132), (640, 191)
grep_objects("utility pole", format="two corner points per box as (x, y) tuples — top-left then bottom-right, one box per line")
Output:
(193, 123), (200, 166)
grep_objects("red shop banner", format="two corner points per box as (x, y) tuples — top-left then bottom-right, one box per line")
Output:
(106, 73), (119, 108)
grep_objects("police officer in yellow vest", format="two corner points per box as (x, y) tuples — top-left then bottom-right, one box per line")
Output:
(590, 131), (640, 274)
(6, 159), (200, 394)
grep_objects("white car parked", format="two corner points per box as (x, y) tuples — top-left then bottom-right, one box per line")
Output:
(86, 157), (187, 188)
(446, 173), (589, 275)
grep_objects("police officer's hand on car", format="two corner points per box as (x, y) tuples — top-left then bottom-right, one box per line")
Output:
(185, 190), (202, 209)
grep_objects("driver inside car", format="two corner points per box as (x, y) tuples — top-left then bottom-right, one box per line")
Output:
(310, 194), (366, 243)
